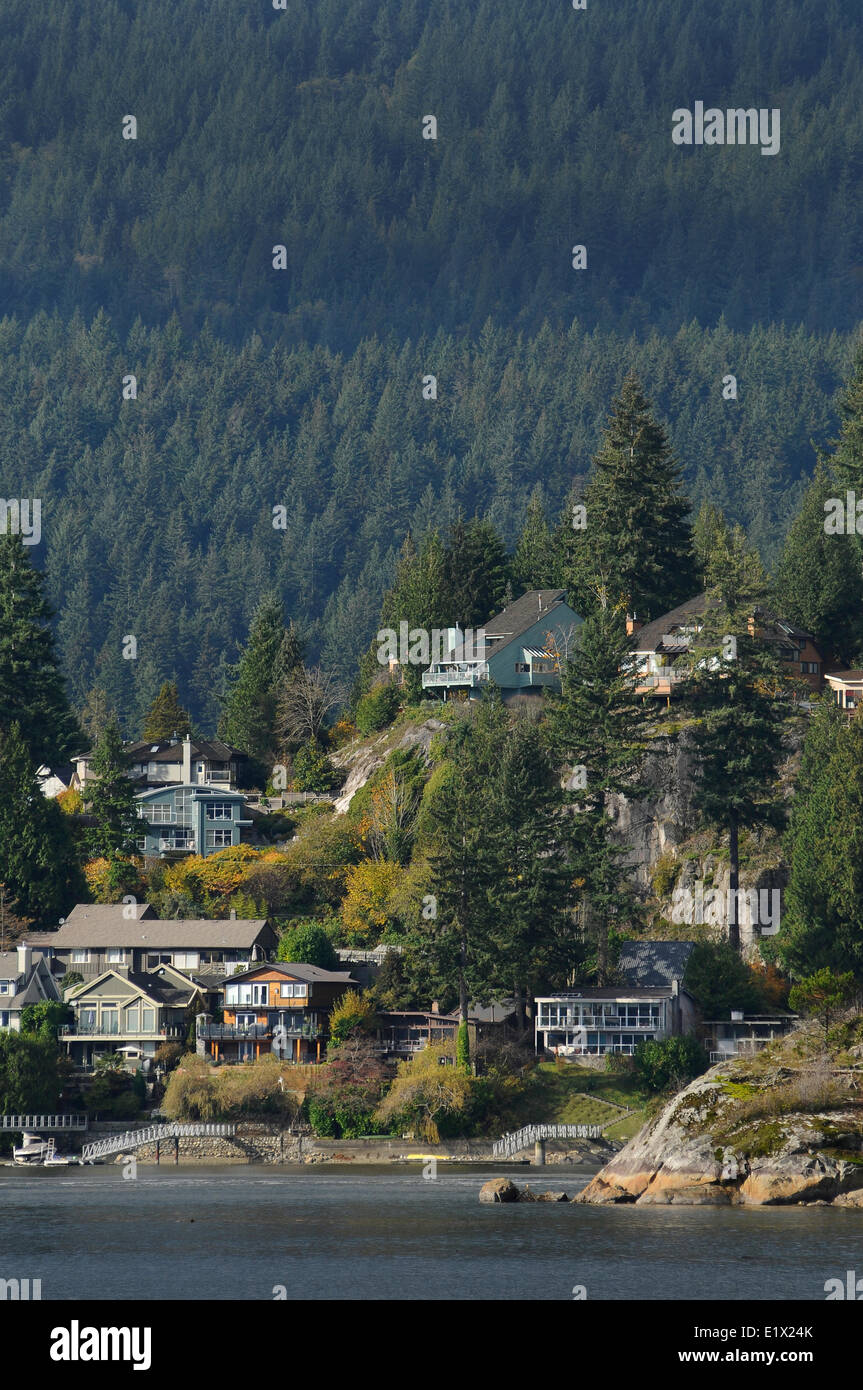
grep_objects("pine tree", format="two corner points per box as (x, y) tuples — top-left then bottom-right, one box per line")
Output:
(512, 489), (557, 593)
(546, 604), (651, 981)
(685, 532), (788, 951)
(568, 374), (697, 622)
(773, 462), (863, 666)
(0, 533), (80, 766)
(0, 723), (83, 926)
(443, 517), (511, 627)
(219, 595), (302, 761)
(82, 721), (139, 858)
(141, 681), (192, 740)
(692, 500), (730, 587)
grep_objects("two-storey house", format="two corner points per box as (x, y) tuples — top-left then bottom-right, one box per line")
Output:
(26, 904), (276, 982)
(135, 785), (252, 858)
(0, 944), (61, 1031)
(72, 736), (249, 791)
(421, 590), (583, 701)
(197, 962), (357, 1064)
(60, 965), (208, 1070)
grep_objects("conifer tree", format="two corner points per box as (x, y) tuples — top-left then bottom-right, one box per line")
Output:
(546, 604), (651, 981)
(141, 681), (192, 741)
(567, 374), (697, 622)
(82, 721), (139, 858)
(0, 533), (80, 766)
(219, 595), (303, 760)
(773, 462), (863, 666)
(443, 517), (511, 627)
(0, 723), (82, 926)
(512, 489), (557, 593)
(685, 530), (788, 951)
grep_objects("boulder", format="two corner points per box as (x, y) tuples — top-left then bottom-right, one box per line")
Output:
(479, 1177), (520, 1204)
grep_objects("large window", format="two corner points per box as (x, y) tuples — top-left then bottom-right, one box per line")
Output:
(280, 982), (308, 999)
(125, 1007), (140, 1032)
(146, 803), (174, 824)
(142, 1009), (156, 1032)
(173, 952), (199, 970)
(206, 802), (234, 821)
(101, 1008), (119, 1035)
(79, 1008), (96, 1030)
(107, 949), (125, 964)
(72, 949), (91, 964)
(206, 828), (233, 848)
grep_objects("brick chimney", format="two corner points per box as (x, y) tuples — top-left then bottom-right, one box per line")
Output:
(626, 615), (643, 637)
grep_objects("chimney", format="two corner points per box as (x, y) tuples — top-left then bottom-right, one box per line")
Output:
(626, 615), (643, 636)
(430, 1000), (439, 1014)
(16, 942), (32, 977)
(182, 736), (192, 785)
(230, 909), (237, 921)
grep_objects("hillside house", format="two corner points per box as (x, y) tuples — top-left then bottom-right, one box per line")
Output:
(197, 962), (357, 1064)
(0, 944), (61, 1031)
(26, 905), (276, 982)
(72, 736), (248, 791)
(824, 669), (863, 712)
(135, 784), (252, 857)
(630, 594), (825, 700)
(421, 589), (582, 701)
(534, 983), (696, 1058)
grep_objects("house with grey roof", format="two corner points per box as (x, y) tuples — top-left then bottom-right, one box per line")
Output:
(198, 961), (358, 1064)
(134, 784), (253, 858)
(26, 906), (276, 983)
(617, 940), (697, 988)
(0, 944), (61, 1032)
(72, 735), (249, 792)
(421, 589), (582, 701)
(60, 964), (209, 1071)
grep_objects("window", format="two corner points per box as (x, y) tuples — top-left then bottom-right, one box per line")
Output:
(142, 1009), (155, 1032)
(136, 839), (147, 851)
(206, 828), (233, 848)
(280, 982), (308, 999)
(80, 1008), (96, 1030)
(173, 952), (199, 970)
(107, 949), (125, 964)
(146, 953), (172, 969)
(0, 1012), (9, 1028)
(72, 950), (91, 964)
(146, 803), (174, 823)
(125, 1007), (140, 1032)
(0, 981), (9, 995)
(206, 802), (234, 821)
(101, 1008), (119, 1035)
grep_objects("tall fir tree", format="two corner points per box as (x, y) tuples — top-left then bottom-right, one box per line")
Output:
(141, 681), (192, 740)
(82, 721), (139, 858)
(566, 373), (697, 622)
(0, 723), (83, 926)
(443, 517), (511, 627)
(219, 595), (303, 761)
(546, 604), (651, 982)
(512, 489), (557, 594)
(0, 533), (80, 766)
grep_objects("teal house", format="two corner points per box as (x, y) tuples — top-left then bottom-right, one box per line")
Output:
(135, 785), (251, 858)
(422, 589), (582, 700)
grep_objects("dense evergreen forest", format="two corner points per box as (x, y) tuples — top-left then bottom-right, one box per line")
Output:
(1, 0), (861, 728)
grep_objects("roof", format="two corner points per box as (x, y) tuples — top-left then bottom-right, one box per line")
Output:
(136, 784), (246, 801)
(825, 669), (863, 684)
(618, 940), (696, 988)
(62, 904), (157, 926)
(76, 739), (244, 765)
(484, 590), (570, 645)
(223, 961), (357, 985)
(630, 593), (710, 653)
(31, 913), (271, 949)
(70, 968), (199, 1006)
(535, 987), (686, 1001)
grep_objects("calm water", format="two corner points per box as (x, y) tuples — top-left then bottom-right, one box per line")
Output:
(2, 1163), (863, 1300)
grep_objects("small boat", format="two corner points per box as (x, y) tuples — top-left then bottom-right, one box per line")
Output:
(12, 1134), (76, 1165)
(12, 1132), (51, 1164)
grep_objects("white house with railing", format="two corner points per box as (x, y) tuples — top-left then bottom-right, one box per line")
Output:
(535, 983), (696, 1058)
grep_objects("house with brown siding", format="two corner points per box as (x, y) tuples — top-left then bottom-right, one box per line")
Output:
(197, 962), (357, 1064)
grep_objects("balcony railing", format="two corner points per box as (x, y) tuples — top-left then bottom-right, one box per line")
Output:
(197, 1022), (321, 1041)
(158, 838), (196, 852)
(539, 1016), (660, 1030)
(422, 665), (490, 688)
(60, 1024), (185, 1038)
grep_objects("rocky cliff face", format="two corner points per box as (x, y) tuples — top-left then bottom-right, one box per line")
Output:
(576, 1034), (863, 1206)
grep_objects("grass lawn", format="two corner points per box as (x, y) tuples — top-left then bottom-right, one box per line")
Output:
(505, 1061), (652, 1137)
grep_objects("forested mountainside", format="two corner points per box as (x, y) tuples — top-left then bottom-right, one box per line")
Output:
(1, 0), (861, 727)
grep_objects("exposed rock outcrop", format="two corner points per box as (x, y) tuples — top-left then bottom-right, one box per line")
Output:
(576, 1047), (863, 1207)
(479, 1177), (520, 1203)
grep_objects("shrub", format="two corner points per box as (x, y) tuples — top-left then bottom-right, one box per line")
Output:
(355, 682), (400, 735)
(292, 741), (342, 792)
(277, 920), (340, 970)
(633, 1036), (708, 1093)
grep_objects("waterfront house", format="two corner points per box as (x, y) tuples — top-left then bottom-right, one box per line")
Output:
(72, 736), (249, 791)
(26, 905), (276, 982)
(534, 982), (696, 1058)
(60, 965), (207, 1071)
(630, 594), (825, 701)
(134, 784), (253, 858)
(421, 589), (582, 701)
(197, 962), (358, 1064)
(824, 669), (863, 712)
(0, 944), (61, 1031)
